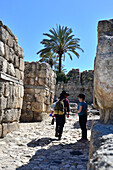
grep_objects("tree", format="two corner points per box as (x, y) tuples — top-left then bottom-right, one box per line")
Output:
(39, 51), (58, 69)
(37, 25), (84, 73)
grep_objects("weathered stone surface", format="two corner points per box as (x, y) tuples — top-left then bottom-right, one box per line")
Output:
(31, 102), (43, 112)
(0, 56), (7, 73)
(7, 63), (15, 76)
(0, 41), (4, 56)
(0, 96), (7, 109)
(19, 58), (24, 71)
(88, 121), (113, 170)
(93, 19), (113, 123)
(2, 122), (19, 137)
(0, 20), (24, 137)
(88, 19), (113, 170)
(21, 62), (56, 122)
(56, 69), (94, 103)
(2, 109), (19, 123)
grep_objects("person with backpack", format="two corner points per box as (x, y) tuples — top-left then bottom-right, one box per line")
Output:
(76, 94), (88, 141)
(54, 91), (70, 140)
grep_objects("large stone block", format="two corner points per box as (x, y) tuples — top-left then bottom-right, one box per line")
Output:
(33, 112), (42, 122)
(31, 102), (43, 112)
(20, 111), (33, 122)
(0, 56), (7, 73)
(0, 41), (4, 56)
(93, 19), (113, 122)
(2, 109), (19, 123)
(0, 96), (7, 109)
(0, 26), (9, 44)
(0, 110), (4, 123)
(19, 58), (24, 71)
(7, 63), (15, 76)
(0, 124), (2, 137)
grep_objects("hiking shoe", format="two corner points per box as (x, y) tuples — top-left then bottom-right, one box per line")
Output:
(58, 136), (61, 140)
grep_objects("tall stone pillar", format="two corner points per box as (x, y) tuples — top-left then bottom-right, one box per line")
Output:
(93, 19), (113, 123)
(0, 21), (24, 137)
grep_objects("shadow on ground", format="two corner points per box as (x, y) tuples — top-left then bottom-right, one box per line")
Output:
(27, 138), (57, 147)
(73, 119), (99, 130)
(17, 139), (90, 170)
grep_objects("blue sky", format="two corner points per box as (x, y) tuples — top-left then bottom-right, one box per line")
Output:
(0, 0), (113, 72)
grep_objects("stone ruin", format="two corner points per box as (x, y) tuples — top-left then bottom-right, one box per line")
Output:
(0, 21), (24, 137)
(88, 19), (113, 169)
(55, 69), (94, 103)
(21, 62), (56, 122)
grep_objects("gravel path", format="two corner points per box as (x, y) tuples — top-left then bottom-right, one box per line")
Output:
(0, 113), (99, 170)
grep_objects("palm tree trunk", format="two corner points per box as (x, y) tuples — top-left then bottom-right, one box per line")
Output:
(59, 54), (62, 73)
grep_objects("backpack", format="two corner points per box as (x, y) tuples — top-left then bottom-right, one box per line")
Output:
(54, 100), (64, 115)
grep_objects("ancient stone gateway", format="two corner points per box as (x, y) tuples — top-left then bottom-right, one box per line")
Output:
(21, 62), (56, 122)
(0, 21), (24, 137)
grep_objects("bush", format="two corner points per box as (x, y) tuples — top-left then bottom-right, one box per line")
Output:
(56, 72), (68, 83)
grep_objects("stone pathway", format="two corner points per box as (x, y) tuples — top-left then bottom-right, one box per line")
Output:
(0, 113), (99, 170)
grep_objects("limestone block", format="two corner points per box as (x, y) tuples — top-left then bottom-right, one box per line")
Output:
(34, 89), (41, 94)
(19, 58), (24, 71)
(7, 34), (14, 48)
(20, 85), (24, 98)
(15, 69), (20, 79)
(2, 122), (19, 137)
(0, 41), (4, 56)
(41, 63), (50, 70)
(20, 71), (24, 80)
(24, 88), (34, 94)
(4, 44), (9, 60)
(94, 19), (113, 111)
(4, 82), (9, 97)
(8, 48), (14, 64)
(20, 111), (33, 122)
(24, 77), (34, 85)
(7, 63), (15, 77)
(31, 102), (43, 112)
(17, 45), (24, 58)
(0, 56), (7, 73)
(14, 55), (19, 68)
(24, 93), (34, 102)
(35, 94), (44, 103)
(2, 109), (18, 123)
(0, 96), (7, 109)
(7, 122), (20, 133)
(0, 110), (4, 123)
(36, 62), (41, 70)
(0, 26), (9, 44)
(33, 112), (42, 121)
(0, 124), (2, 137)
(18, 98), (23, 109)
(39, 78), (45, 86)
(0, 82), (4, 97)
(2, 123), (7, 137)
(44, 97), (50, 105)
(26, 103), (31, 110)
(39, 70), (47, 78)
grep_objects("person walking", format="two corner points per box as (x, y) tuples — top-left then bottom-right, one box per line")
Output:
(76, 94), (88, 141)
(54, 91), (70, 140)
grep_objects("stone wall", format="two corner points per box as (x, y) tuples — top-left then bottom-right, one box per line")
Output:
(88, 19), (113, 169)
(21, 62), (56, 122)
(0, 21), (24, 137)
(55, 69), (94, 103)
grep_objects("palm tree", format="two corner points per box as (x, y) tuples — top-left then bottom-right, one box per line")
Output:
(37, 25), (84, 73)
(39, 51), (58, 69)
